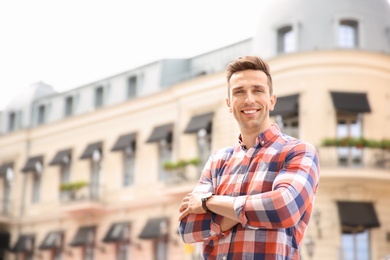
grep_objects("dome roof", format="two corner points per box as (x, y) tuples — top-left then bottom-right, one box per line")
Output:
(252, 0), (390, 58)
(5, 82), (57, 111)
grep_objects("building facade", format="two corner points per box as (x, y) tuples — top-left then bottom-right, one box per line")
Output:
(1, 0), (390, 259)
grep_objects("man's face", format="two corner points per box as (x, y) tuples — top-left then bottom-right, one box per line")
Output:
(226, 69), (276, 135)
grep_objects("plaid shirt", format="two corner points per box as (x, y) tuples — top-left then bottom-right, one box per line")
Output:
(179, 124), (320, 260)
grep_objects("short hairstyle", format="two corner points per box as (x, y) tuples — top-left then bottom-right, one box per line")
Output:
(226, 56), (273, 96)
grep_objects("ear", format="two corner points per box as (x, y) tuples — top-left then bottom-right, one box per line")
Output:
(269, 95), (277, 111)
(225, 98), (232, 112)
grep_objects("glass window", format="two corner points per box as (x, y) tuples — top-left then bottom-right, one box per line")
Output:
(154, 237), (168, 260)
(95, 86), (104, 108)
(128, 76), (137, 98)
(277, 25), (296, 54)
(123, 145), (135, 187)
(90, 150), (101, 200)
(37, 105), (46, 125)
(117, 242), (129, 260)
(341, 230), (370, 260)
(65, 96), (74, 117)
(159, 135), (172, 181)
(338, 20), (358, 48)
(32, 172), (41, 203)
(59, 162), (71, 201)
(8, 112), (16, 131)
(197, 125), (212, 176)
(337, 114), (362, 166)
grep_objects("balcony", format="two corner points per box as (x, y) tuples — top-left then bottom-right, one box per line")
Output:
(318, 146), (390, 169)
(59, 182), (108, 216)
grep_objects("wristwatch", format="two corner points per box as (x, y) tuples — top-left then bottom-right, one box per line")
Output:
(200, 192), (213, 212)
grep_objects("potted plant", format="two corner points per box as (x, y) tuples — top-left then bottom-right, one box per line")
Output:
(59, 181), (88, 199)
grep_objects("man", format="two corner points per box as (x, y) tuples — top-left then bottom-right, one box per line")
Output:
(178, 56), (320, 259)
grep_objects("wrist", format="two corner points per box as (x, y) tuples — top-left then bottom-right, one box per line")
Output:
(200, 192), (213, 212)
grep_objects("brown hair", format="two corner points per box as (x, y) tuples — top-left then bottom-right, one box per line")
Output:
(226, 56), (273, 96)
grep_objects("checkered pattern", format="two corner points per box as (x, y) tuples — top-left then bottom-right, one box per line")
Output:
(179, 124), (320, 260)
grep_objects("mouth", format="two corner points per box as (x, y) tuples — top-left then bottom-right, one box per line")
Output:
(241, 109), (260, 114)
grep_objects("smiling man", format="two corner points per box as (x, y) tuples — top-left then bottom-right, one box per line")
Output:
(178, 56), (320, 260)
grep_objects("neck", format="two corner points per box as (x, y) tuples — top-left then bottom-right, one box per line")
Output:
(240, 123), (271, 149)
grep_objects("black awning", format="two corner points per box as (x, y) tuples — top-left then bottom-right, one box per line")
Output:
(11, 234), (35, 253)
(21, 156), (43, 173)
(79, 142), (102, 160)
(0, 162), (13, 177)
(331, 92), (371, 113)
(69, 226), (96, 247)
(184, 112), (214, 134)
(270, 94), (299, 117)
(138, 217), (169, 239)
(111, 133), (137, 152)
(49, 149), (72, 166)
(39, 231), (64, 250)
(146, 123), (173, 143)
(0, 232), (10, 249)
(337, 201), (380, 233)
(102, 222), (130, 243)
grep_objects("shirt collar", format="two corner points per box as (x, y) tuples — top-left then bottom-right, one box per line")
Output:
(237, 124), (281, 149)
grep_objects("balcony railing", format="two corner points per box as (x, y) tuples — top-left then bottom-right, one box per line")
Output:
(318, 147), (390, 169)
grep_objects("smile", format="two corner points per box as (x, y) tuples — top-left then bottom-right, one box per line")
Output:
(242, 109), (259, 114)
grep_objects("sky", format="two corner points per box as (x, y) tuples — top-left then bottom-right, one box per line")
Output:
(0, 0), (266, 110)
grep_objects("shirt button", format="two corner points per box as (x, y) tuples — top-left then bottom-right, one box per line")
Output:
(223, 257), (227, 260)
(261, 140), (265, 145)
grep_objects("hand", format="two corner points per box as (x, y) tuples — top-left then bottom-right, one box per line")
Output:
(178, 192), (207, 221)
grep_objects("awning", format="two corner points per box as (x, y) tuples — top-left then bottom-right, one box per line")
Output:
(138, 217), (169, 239)
(146, 123), (173, 143)
(70, 226), (96, 247)
(337, 201), (380, 233)
(184, 112), (214, 134)
(49, 149), (72, 166)
(0, 162), (13, 177)
(270, 94), (299, 117)
(331, 92), (371, 113)
(79, 142), (102, 160)
(39, 231), (64, 250)
(111, 133), (137, 152)
(0, 232), (10, 249)
(102, 222), (130, 243)
(21, 156), (43, 173)
(11, 234), (35, 253)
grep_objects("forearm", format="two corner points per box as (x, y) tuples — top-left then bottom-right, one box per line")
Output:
(206, 195), (239, 222)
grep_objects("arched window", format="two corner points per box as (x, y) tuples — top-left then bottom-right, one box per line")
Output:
(277, 25), (296, 54)
(338, 19), (359, 48)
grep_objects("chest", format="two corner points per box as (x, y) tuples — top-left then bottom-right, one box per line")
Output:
(214, 147), (285, 196)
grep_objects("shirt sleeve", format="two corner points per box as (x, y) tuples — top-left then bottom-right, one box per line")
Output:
(233, 141), (320, 229)
(179, 152), (229, 244)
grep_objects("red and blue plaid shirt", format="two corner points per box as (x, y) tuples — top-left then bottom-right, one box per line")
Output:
(179, 124), (320, 260)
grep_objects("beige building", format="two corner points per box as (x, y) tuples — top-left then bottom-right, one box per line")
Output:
(1, 0), (390, 259)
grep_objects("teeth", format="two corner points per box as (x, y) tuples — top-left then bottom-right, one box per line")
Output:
(243, 110), (257, 114)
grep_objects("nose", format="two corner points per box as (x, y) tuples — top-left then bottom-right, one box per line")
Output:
(244, 92), (255, 104)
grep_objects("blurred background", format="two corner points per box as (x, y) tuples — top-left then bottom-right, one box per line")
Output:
(0, 0), (390, 259)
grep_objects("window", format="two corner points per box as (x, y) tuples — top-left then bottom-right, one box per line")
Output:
(154, 237), (168, 260)
(197, 126), (212, 175)
(338, 19), (359, 48)
(277, 25), (296, 54)
(341, 230), (370, 260)
(37, 105), (46, 125)
(159, 134), (173, 181)
(123, 145), (136, 187)
(1, 166), (13, 215)
(32, 171), (41, 203)
(95, 86), (104, 108)
(59, 162), (71, 201)
(65, 96), (74, 117)
(90, 150), (101, 200)
(337, 114), (362, 166)
(8, 112), (16, 131)
(127, 76), (138, 98)
(277, 116), (299, 139)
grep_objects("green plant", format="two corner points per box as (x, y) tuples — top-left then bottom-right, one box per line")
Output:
(59, 181), (88, 191)
(163, 157), (201, 171)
